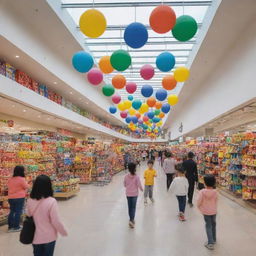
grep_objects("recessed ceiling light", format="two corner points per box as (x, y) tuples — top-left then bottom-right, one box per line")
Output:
(86, 102), (89, 104)
(47, 117), (51, 120)
(53, 82), (57, 84)
(22, 109), (26, 112)
(15, 55), (20, 58)
(37, 115), (41, 118)
(70, 91), (73, 94)
(79, 98), (82, 100)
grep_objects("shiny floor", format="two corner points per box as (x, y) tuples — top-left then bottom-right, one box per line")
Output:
(1, 162), (256, 256)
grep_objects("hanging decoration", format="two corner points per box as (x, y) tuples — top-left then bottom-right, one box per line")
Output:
(112, 74), (126, 89)
(126, 82), (137, 94)
(155, 88), (167, 101)
(147, 97), (156, 107)
(102, 84), (115, 97)
(161, 103), (171, 113)
(72, 51), (93, 73)
(162, 75), (177, 90)
(140, 64), (155, 80)
(118, 102), (126, 111)
(128, 95), (134, 101)
(79, 9), (107, 38)
(112, 94), (121, 104)
(147, 111), (155, 119)
(110, 50), (131, 71)
(174, 67), (190, 82)
(120, 111), (128, 118)
(99, 56), (114, 74)
(139, 103), (149, 114)
(141, 84), (153, 98)
(123, 100), (132, 110)
(156, 52), (176, 72)
(155, 102), (162, 109)
(132, 99), (142, 110)
(109, 106), (117, 114)
(87, 68), (103, 85)
(167, 94), (179, 106)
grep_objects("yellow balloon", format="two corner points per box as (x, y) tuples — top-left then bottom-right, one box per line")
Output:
(118, 102), (126, 111)
(79, 9), (107, 38)
(167, 95), (179, 106)
(139, 103), (149, 114)
(129, 108), (136, 116)
(157, 121), (163, 127)
(99, 56), (114, 74)
(174, 67), (190, 82)
(123, 100), (132, 110)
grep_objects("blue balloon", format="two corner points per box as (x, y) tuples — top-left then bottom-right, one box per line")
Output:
(72, 51), (94, 73)
(125, 116), (132, 123)
(143, 124), (148, 130)
(132, 99), (142, 110)
(161, 103), (171, 113)
(128, 95), (133, 101)
(156, 89), (167, 101)
(138, 119), (143, 125)
(124, 22), (148, 49)
(153, 117), (161, 123)
(109, 106), (117, 114)
(131, 116), (138, 124)
(156, 52), (175, 72)
(141, 84), (153, 98)
(148, 111), (155, 119)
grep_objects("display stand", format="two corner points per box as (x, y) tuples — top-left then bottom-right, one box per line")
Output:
(54, 187), (80, 199)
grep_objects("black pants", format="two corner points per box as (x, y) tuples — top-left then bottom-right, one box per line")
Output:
(166, 173), (174, 190)
(176, 195), (186, 213)
(188, 179), (195, 204)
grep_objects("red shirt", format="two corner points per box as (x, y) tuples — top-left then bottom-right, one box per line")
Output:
(8, 177), (29, 199)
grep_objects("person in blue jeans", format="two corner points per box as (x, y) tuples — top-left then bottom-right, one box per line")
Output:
(124, 163), (143, 228)
(7, 166), (29, 232)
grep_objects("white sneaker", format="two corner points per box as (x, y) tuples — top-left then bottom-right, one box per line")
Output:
(204, 243), (214, 250)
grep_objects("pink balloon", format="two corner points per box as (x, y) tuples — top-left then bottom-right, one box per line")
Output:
(143, 116), (149, 122)
(112, 94), (121, 104)
(126, 82), (137, 94)
(87, 68), (103, 85)
(140, 64), (155, 80)
(120, 111), (128, 118)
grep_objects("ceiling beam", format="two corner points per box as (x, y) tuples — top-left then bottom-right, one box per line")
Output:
(86, 36), (197, 40)
(62, 1), (212, 8)
(94, 55), (188, 59)
(91, 49), (192, 53)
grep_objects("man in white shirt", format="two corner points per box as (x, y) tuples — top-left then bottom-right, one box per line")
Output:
(163, 152), (177, 191)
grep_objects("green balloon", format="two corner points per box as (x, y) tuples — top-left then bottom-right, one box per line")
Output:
(150, 119), (153, 123)
(102, 84), (115, 97)
(172, 15), (198, 42)
(155, 109), (161, 115)
(110, 50), (131, 71)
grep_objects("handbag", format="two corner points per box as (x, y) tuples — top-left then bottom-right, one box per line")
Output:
(20, 200), (42, 245)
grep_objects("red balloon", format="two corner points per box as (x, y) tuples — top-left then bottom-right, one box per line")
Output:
(112, 94), (121, 104)
(126, 82), (137, 94)
(120, 111), (128, 118)
(143, 116), (149, 122)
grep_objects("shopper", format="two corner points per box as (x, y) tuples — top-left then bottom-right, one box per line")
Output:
(7, 165), (29, 232)
(169, 164), (189, 221)
(27, 175), (68, 256)
(183, 152), (198, 207)
(124, 163), (143, 228)
(197, 175), (218, 251)
(163, 152), (177, 191)
(143, 160), (157, 204)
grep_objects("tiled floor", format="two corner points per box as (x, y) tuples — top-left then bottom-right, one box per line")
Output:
(1, 162), (256, 256)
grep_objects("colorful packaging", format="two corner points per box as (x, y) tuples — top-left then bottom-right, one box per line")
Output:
(5, 63), (16, 80)
(30, 79), (39, 92)
(0, 61), (6, 76)
(15, 70), (31, 88)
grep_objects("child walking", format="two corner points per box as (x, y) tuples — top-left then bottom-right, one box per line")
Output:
(169, 164), (189, 221)
(197, 174), (218, 250)
(144, 160), (157, 205)
(124, 162), (143, 228)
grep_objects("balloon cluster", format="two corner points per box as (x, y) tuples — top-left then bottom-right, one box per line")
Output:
(71, 5), (197, 138)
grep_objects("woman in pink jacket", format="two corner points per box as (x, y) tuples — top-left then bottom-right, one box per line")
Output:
(124, 162), (143, 229)
(8, 165), (29, 232)
(27, 175), (68, 256)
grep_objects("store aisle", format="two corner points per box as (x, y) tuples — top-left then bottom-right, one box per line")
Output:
(1, 162), (256, 256)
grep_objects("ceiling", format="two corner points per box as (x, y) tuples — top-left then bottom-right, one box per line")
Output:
(62, 0), (212, 100)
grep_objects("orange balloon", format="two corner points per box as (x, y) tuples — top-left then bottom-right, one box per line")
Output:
(99, 56), (114, 74)
(149, 5), (176, 34)
(162, 75), (177, 90)
(159, 112), (165, 118)
(155, 102), (162, 109)
(147, 97), (156, 107)
(135, 112), (141, 119)
(112, 74), (126, 89)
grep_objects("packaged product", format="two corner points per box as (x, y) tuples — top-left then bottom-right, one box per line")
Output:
(15, 70), (31, 88)
(30, 79), (39, 92)
(5, 63), (16, 80)
(0, 61), (6, 76)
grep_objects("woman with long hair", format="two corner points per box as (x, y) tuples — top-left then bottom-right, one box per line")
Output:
(27, 175), (67, 256)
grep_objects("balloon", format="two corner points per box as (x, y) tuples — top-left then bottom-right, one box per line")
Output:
(167, 95), (179, 106)
(141, 84), (153, 97)
(174, 67), (190, 82)
(112, 94), (121, 104)
(143, 116), (149, 122)
(161, 103), (171, 113)
(112, 74), (126, 89)
(132, 99), (142, 110)
(140, 64), (155, 80)
(138, 119), (143, 125)
(120, 111), (128, 118)
(124, 22), (148, 49)
(109, 106), (117, 114)
(157, 120), (163, 127)
(79, 9), (106, 38)
(129, 108), (136, 116)
(135, 112), (141, 119)
(153, 117), (161, 123)
(162, 75), (177, 90)
(110, 50), (131, 71)
(99, 56), (114, 74)
(102, 84), (115, 97)
(148, 111), (155, 119)
(159, 112), (165, 118)
(72, 51), (93, 73)
(155, 89), (167, 101)
(155, 102), (162, 109)
(139, 103), (149, 114)
(123, 100), (132, 110)
(143, 124), (148, 130)
(131, 116), (138, 124)
(125, 116), (132, 123)
(147, 97), (156, 107)
(155, 109), (161, 116)
(156, 52), (175, 72)
(87, 68), (103, 85)
(126, 82), (137, 94)
(172, 15), (198, 42)
(118, 102), (126, 111)
(128, 95), (133, 101)
(149, 5), (176, 34)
